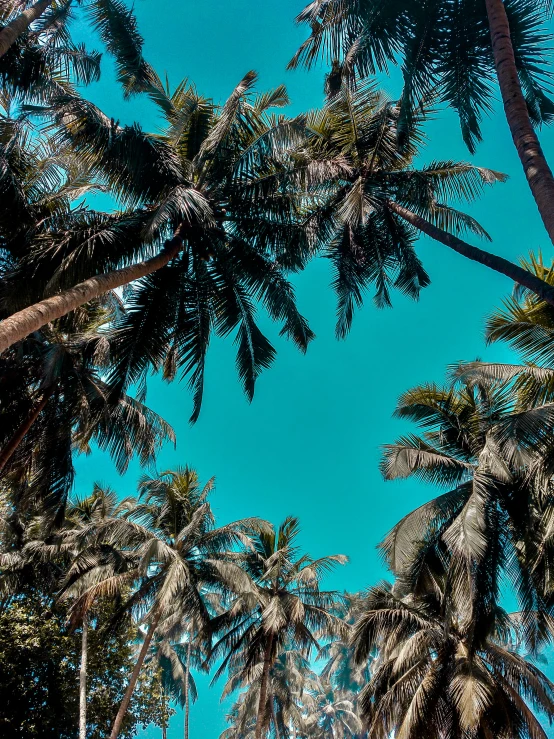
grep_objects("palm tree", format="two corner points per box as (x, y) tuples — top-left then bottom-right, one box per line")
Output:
(288, 81), (554, 338)
(65, 467), (260, 739)
(352, 580), (554, 739)
(60, 485), (138, 739)
(380, 371), (554, 650)
(290, 0), (554, 245)
(146, 635), (200, 739)
(303, 680), (362, 739)
(0, 0), (151, 99)
(208, 517), (348, 739)
(318, 595), (371, 695)
(221, 648), (319, 739)
(0, 303), (174, 511)
(0, 72), (314, 420)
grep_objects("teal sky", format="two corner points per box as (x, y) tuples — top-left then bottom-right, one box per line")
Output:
(71, 2), (554, 736)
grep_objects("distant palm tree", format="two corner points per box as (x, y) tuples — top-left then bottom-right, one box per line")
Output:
(145, 636), (197, 739)
(290, 0), (554, 245)
(66, 467), (259, 739)
(482, 253), (554, 369)
(221, 648), (318, 739)
(61, 485), (137, 739)
(318, 595), (371, 695)
(303, 680), (362, 739)
(287, 81), (554, 337)
(209, 517), (348, 739)
(352, 580), (554, 739)
(0, 1), (101, 95)
(0, 72), (313, 423)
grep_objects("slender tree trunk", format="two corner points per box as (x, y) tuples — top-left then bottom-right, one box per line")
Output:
(388, 201), (554, 306)
(161, 688), (167, 739)
(271, 704), (280, 739)
(255, 635), (274, 739)
(184, 640), (191, 739)
(0, 0), (52, 57)
(0, 387), (52, 472)
(0, 235), (184, 354)
(79, 615), (88, 739)
(109, 611), (161, 739)
(485, 0), (554, 244)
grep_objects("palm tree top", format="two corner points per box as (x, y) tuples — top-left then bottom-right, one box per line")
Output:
(290, 81), (506, 334)
(289, 0), (554, 153)
(9, 69), (315, 421)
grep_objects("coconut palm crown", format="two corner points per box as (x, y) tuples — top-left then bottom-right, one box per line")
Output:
(207, 517), (348, 739)
(3, 70), (314, 419)
(380, 370), (554, 652)
(290, 81), (517, 336)
(352, 580), (554, 739)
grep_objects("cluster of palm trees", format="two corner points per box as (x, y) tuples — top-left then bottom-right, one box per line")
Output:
(8, 257), (554, 739)
(0, 468), (351, 738)
(3, 0), (554, 735)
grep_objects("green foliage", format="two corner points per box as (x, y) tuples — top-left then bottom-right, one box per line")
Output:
(0, 591), (172, 738)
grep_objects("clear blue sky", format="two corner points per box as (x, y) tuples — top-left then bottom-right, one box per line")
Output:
(71, 2), (554, 736)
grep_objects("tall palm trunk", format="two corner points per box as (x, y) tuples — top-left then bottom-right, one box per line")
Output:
(255, 635), (274, 739)
(388, 201), (554, 306)
(161, 689), (167, 739)
(109, 611), (161, 739)
(271, 704), (280, 739)
(0, 387), (52, 472)
(184, 640), (191, 739)
(485, 0), (554, 244)
(79, 615), (88, 739)
(0, 235), (184, 354)
(0, 0), (52, 57)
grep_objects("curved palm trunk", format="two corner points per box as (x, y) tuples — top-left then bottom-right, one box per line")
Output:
(79, 616), (88, 739)
(184, 640), (191, 739)
(109, 611), (161, 739)
(0, 387), (52, 472)
(0, 235), (184, 354)
(388, 201), (554, 306)
(485, 0), (554, 244)
(0, 0), (52, 57)
(255, 635), (274, 739)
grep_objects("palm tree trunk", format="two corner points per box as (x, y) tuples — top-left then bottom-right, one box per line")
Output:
(485, 0), (554, 244)
(161, 688), (167, 739)
(271, 704), (280, 739)
(0, 235), (184, 354)
(255, 635), (274, 739)
(184, 640), (191, 739)
(109, 611), (161, 739)
(79, 615), (88, 739)
(0, 0), (52, 57)
(0, 387), (52, 472)
(388, 201), (554, 306)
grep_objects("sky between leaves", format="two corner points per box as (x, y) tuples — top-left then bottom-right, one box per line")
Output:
(69, 1), (554, 736)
